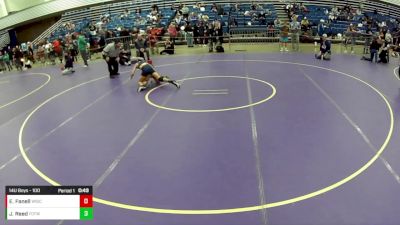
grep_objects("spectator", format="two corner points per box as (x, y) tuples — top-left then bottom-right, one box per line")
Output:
(136, 16), (147, 26)
(317, 19), (326, 37)
(135, 34), (150, 60)
(300, 3), (309, 14)
(148, 28), (158, 54)
(78, 33), (89, 67)
(27, 42), (35, 63)
(182, 4), (190, 20)
(198, 22), (206, 46)
(23, 59), (32, 70)
(208, 22), (217, 52)
(102, 41), (121, 79)
(362, 36), (381, 62)
(328, 12), (337, 23)
(267, 24), (275, 37)
(385, 30), (393, 47)
(201, 14), (209, 22)
(149, 9), (158, 22)
(53, 38), (63, 63)
(121, 9), (129, 19)
(356, 7), (362, 16)
(251, 2), (257, 10)
(197, 2), (206, 12)
(119, 48), (131, 66)
(229, 16), (238, 27)
(45, 41), (53, 64)
(160, 38), (174, 55)
(280, 22), (289, 52)
(151, 4), (159, 13)
(98, 31), (106, 51)
(3, 50), (12, 71)
(13, 47), (24, 71)
(175, 14), (184, 26)
(301, 17), (309, 31)
(211, 3), (218, 13)
(0, 51), (6, 73)
(274, 18), (282, 29)
(68, 36), (78, 62)
(36, 43), (45, 65)
(189, 12), (199, 22)
(290, 17), (300, 51)
(168, 23), (178, 44)
(61, 51), (75, 75)
(217, 5), (225, 16)
(315, 34), (331, 60)
(7, 46), (14, 68)
(363, 25), (373, 54)
(232, 3), (241, 12)
(20, 42), (28, 58)
(344, 23), (357, 54)
(258, 11), (267, 25)
(193, 22), (199, 45)
(332, 5), (339, 15)
(185, 23), (194, 47)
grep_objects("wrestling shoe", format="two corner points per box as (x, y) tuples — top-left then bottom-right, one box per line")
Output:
(137, 86), (146, 93)
(170, 80), (180, 89)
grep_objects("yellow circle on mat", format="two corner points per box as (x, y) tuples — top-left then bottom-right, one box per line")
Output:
(145, 76), (276, 112)
(18, 60), (394, 214)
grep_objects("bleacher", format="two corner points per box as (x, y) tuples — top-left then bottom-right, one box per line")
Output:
(39, 0), (399, 44)
(47, 1), (277, 42)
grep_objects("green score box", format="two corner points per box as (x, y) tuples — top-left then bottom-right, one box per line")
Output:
(80, 208), (93, 220)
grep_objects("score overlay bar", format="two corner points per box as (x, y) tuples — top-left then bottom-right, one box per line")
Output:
(5, 186), (93, 220)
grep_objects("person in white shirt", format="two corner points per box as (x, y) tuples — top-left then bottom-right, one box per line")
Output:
(102, 41), (122, 79)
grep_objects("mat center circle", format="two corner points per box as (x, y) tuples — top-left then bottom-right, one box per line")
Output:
(145, 76), (277, 112)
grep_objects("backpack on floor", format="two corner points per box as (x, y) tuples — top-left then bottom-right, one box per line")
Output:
(216, 45), (224, 53)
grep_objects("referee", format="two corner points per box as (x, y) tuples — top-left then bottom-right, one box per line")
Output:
(102, 41), (121, 79)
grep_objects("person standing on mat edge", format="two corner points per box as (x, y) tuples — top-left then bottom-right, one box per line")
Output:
(315, 34), (331, 60)
(290, 16), (300, 52)
(78, 32), (89, 67)
(135, 34), (150, 61)
(61, 51), (75, 75)
(280, 21), (290, 52)
(102, 41), (121, 79)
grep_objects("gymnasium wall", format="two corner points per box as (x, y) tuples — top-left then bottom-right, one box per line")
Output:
(0, 0), (8, 18)
(5, 0), (49, 13)
(14, 16), (60, 43)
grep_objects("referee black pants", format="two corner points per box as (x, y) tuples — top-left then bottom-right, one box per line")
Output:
(107, 57), (119, 76)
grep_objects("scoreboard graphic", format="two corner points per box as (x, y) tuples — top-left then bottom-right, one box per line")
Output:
(5, 186), (93, 220)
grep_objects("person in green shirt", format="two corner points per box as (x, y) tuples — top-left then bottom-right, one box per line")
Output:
(0, 51), (6, 73)
(78, 33), (89, 67)
(2, 51), (12, 71)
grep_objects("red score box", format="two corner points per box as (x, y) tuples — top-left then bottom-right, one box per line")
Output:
(80, 195), (93, 207)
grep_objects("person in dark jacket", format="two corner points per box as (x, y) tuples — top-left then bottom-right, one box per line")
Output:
(160, 38), (174, 55)
(362, 36), (381, 62)
(119, 48), (132, 66)
(61, 51), (75, 75)
(315, 34), (331, 60)
(13, 47), (24, 71)
(135, 34), (150, 60)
